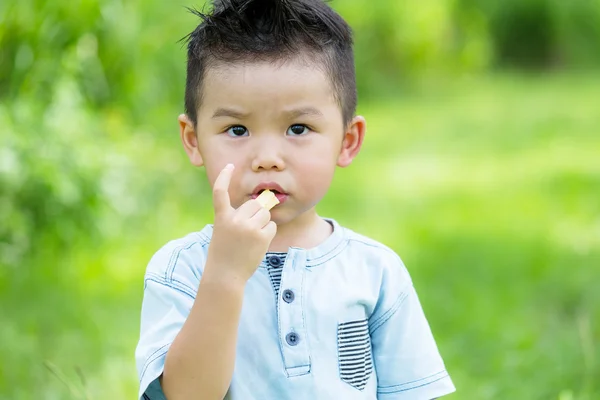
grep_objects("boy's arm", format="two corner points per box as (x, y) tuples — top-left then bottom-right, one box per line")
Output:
(369, 255), (455, 400)
(158, 164), (276, 399)
(160, 269), (245, 400)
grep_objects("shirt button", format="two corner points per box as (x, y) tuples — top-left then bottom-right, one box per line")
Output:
(282, 289), (295, 303)
(268, 256), (282, 267)
(286, 332), (300, 346)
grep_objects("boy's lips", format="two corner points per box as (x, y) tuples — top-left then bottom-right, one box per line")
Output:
(252, 192), (288, 204)
(250, 182), (289, 204)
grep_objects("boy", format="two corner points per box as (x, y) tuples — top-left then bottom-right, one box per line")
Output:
(135, 0), (455, 399)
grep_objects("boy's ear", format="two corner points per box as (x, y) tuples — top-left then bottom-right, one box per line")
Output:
(179, 114), (204, 167)
(337, 115), (366, 168)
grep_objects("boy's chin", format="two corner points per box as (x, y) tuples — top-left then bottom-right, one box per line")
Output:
(269, 209), (285, 226)
(269, 208), (296, 226)
(269, 206), (317, 228)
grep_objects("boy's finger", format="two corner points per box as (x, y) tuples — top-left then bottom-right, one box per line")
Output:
(262, 220), (277, 239)
(236, 199), (263, 219)
(248, 207), (271, 229)
(212, 164), (234, 214)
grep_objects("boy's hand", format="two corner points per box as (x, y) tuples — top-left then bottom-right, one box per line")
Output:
(204, 164), (277, 284)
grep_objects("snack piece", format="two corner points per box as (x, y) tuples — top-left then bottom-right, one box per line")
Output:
(256, 189), (280, 210)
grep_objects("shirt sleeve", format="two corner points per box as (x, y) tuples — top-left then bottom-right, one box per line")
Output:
(369, 255), (455, 399)
(134, 239), (205, 400)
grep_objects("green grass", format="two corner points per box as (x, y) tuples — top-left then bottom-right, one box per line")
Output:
(1, 73), (599, 399)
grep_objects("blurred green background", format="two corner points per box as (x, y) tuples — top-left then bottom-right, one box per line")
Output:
(1, 0), (599, 399)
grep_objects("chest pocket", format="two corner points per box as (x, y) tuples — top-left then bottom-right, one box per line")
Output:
(337, 319), (373, 390)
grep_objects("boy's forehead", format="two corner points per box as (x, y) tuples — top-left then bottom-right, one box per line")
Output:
(202, 60), (337, 108)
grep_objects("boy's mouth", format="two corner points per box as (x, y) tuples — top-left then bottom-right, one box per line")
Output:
(254, 191), (288, 204)
(251, 183), (289, 203)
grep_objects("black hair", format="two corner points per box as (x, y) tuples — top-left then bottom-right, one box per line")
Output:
(182, 0), (356, 126)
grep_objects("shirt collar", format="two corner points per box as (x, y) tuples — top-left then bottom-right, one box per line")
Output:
(197, 217), (347, 267)
(299, 217), (347, 265)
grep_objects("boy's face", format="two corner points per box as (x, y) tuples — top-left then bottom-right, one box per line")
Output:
(180, 58), (365, 226)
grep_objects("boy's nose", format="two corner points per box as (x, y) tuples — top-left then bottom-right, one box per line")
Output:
(251, 143), (285, 172)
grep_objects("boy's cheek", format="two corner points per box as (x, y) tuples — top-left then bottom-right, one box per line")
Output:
(298, 162), (335, 199)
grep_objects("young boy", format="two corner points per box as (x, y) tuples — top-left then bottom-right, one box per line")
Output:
(135, 0), (455, 399)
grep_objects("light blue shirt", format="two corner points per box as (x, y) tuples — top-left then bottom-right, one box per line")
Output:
(135, 218), (455, 399)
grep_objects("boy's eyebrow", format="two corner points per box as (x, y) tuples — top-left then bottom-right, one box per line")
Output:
(283, 107), (324, 119)
(212, 107), (324, 120)
(212, 108), (250, 119)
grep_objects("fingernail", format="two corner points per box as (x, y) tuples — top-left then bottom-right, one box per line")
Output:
(225, 163), (234, 170)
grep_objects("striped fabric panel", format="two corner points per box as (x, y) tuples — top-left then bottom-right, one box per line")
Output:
(266, 252), (286, 298)
(338, 319), (373, 390)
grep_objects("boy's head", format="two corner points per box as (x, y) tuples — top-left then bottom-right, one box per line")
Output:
(183, 0), (357, 127)
(179, 0), (366, 227)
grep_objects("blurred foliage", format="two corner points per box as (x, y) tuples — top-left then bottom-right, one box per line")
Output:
(1, 0), (599, 399)
(456, 0), (600, 68)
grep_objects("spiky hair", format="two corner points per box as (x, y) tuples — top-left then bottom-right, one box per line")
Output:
(183, 0), (357, 126)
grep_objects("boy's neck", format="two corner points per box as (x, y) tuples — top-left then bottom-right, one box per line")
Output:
(267, 210), (333, 253)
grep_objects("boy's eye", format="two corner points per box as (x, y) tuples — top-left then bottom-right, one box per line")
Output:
(226, 126), (248, 137)
(286, 124), (309, 136)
